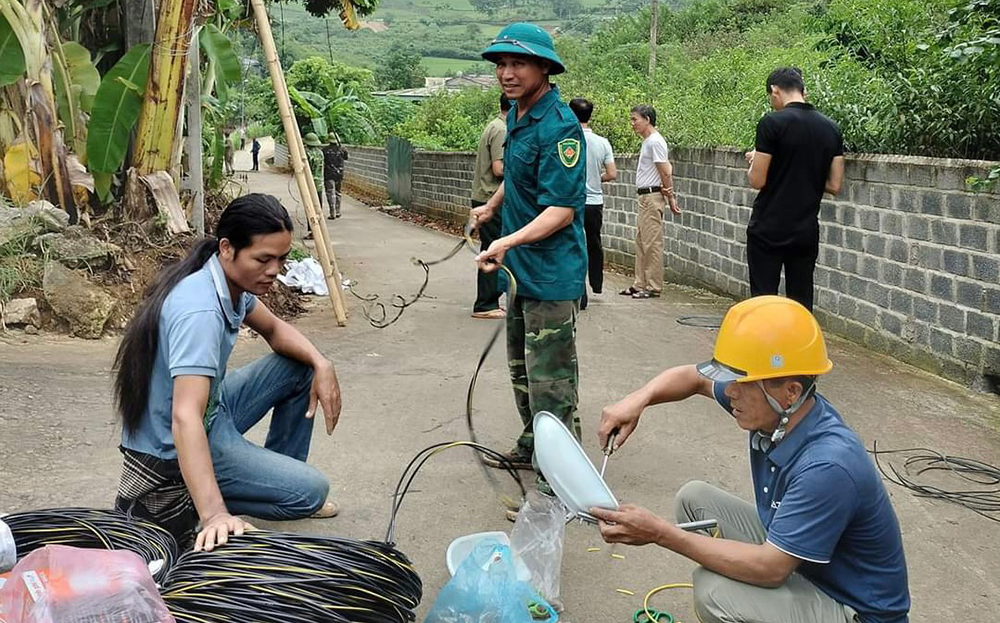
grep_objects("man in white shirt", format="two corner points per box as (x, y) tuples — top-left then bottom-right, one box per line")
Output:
(621, 105), (680, 299)
(570, 98), (617, 310)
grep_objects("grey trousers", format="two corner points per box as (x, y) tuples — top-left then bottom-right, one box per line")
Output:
(675, 481), (857, 623)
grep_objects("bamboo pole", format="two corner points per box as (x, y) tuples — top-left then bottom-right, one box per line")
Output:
(249, 0), (348, 326)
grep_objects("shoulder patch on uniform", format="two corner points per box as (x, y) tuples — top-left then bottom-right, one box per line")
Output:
(558, 138), (581, 168)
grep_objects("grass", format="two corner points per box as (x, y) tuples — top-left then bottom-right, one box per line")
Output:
(0, 222), (44, 303)
(422, 56), (490, 75)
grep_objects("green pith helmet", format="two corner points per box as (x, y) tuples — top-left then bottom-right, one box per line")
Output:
(327, 132), (340, 143)
(481, 22), (565, 75)
(304, 132), (323, 147)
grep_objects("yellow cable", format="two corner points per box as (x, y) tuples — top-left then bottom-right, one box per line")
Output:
(643, 583), (694, 623)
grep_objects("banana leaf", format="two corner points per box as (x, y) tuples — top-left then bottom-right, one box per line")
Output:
(0, 13), (26, 87)
(199, 23), (240, 103)
(86, 43), (150, 174)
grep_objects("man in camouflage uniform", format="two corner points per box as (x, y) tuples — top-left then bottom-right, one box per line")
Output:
(304, 133), (326, 212)
(472, 23), (587, 513)
(323, 133), (349, 220)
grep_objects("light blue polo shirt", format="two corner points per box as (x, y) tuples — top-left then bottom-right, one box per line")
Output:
(122, 254), (256, 459)
(713, 382), (910, 623)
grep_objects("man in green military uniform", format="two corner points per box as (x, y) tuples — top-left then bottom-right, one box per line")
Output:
(471, 23), (587, 513)
(303, 133), (326, 212)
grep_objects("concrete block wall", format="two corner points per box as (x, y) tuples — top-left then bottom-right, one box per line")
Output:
(341, 143), (1000, 391)
(411, 151), (477, 222)
(343, 145), (389, 201)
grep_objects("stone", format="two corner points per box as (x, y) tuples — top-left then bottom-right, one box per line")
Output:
(42, 262), (116, 339)
(25, 200), (70, 233)
(34, 226), (121, 269)
(1, 297), (39, 326)
(24, 324), (38, 335)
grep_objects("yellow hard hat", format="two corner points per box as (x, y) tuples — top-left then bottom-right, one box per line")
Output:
(696, 296), (833, 383)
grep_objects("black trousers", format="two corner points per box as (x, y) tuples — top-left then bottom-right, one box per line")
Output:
(746, 235), (818, 311)
(584, 203), (604, 293)
(252, 151), (259, 171)
(472, 199), (502, 312)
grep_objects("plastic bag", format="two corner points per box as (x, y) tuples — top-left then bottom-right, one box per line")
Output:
(277, 258), (329, 295)
(424, 540), (556, 623)
(510, 492), (566, 607)
(0, 544), (175, 623)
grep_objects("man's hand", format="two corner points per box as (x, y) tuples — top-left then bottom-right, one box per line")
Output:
(590, 504), (667, 546)
(662, 189), (682, 215)
(598, 393), (646, 450)
(195, 512), (255, 552)
(469, 203), (495, 229)
(307, 359), (341, 435)
(475, 237), (509, 273)
(745, 150), (755, 165)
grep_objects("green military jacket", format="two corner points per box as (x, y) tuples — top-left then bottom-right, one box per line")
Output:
(500, 85), (587, 301)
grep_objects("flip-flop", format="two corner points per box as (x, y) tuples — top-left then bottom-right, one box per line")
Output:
(618, 286), (639, 296)
(471, 309), (506, 319)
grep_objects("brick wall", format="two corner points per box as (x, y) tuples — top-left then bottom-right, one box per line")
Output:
(342, 144), (1000, 391)
(412, 151), (476, 221)
(343, 145), (389, 201)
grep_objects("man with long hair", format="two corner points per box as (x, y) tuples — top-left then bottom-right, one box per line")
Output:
(114, 193), (341, 551)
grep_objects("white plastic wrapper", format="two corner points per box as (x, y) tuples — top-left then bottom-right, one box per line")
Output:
(277, 258), (329, 295)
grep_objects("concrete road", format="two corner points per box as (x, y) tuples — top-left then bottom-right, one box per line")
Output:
(1, 167), (998, 622)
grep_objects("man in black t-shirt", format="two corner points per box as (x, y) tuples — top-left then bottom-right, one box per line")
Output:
(744, 67), (844, 311)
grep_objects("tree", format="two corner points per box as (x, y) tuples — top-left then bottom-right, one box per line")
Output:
(470, 0), (506, 17)
(375, 44), (425, 90)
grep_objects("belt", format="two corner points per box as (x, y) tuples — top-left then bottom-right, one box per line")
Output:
(637, 186), (662, 195)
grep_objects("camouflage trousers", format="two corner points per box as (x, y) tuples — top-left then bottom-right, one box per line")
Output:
(506, 297), (581, 461)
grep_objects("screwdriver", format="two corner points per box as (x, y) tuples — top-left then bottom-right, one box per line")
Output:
(599, 427), (619, 479)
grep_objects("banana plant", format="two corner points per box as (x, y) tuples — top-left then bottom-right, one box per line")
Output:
(86, 43), (150, 201)
(0, 0), (76, 219)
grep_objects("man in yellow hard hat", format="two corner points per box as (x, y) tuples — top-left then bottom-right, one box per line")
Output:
(590, 296), (910, 623)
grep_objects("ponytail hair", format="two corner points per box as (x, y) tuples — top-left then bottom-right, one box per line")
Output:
(114, 193), (293, 434)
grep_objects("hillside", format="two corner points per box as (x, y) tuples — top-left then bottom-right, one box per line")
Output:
(262, 0), (684, 76)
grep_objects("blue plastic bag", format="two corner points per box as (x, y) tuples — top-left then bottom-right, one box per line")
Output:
(424, 540), (557, 623)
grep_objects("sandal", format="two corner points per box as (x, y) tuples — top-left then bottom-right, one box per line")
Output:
(633, 290), (661, 299)
(481, 452), (533, 470)
(618, 286), (640, 296)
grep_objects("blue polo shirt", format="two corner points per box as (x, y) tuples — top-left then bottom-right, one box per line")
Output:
(122, 254), (256, 459)
(713, 382), (910, 623)
(500, 85), (587, 301)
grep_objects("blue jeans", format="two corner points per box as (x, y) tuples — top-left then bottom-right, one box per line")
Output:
(207, 353), (329, 520)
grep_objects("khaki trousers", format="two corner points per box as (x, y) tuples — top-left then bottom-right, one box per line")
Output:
(675, 481), (858, 623)
(633, 193), (665, 293)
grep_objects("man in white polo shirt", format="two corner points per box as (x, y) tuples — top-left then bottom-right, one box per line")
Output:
(570, 97), (617, 310)
(620, 104), (680, 299)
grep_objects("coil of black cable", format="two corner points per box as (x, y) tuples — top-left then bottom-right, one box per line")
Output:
(1, 508), (178, 583)
(160, 531), (422, 623)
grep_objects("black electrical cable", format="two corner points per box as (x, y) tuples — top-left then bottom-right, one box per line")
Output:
(160, 531), (422, 623)
(869, 441), (1000, 522)
(385, 440), (527, 545)
(1, 508), (179, 583)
